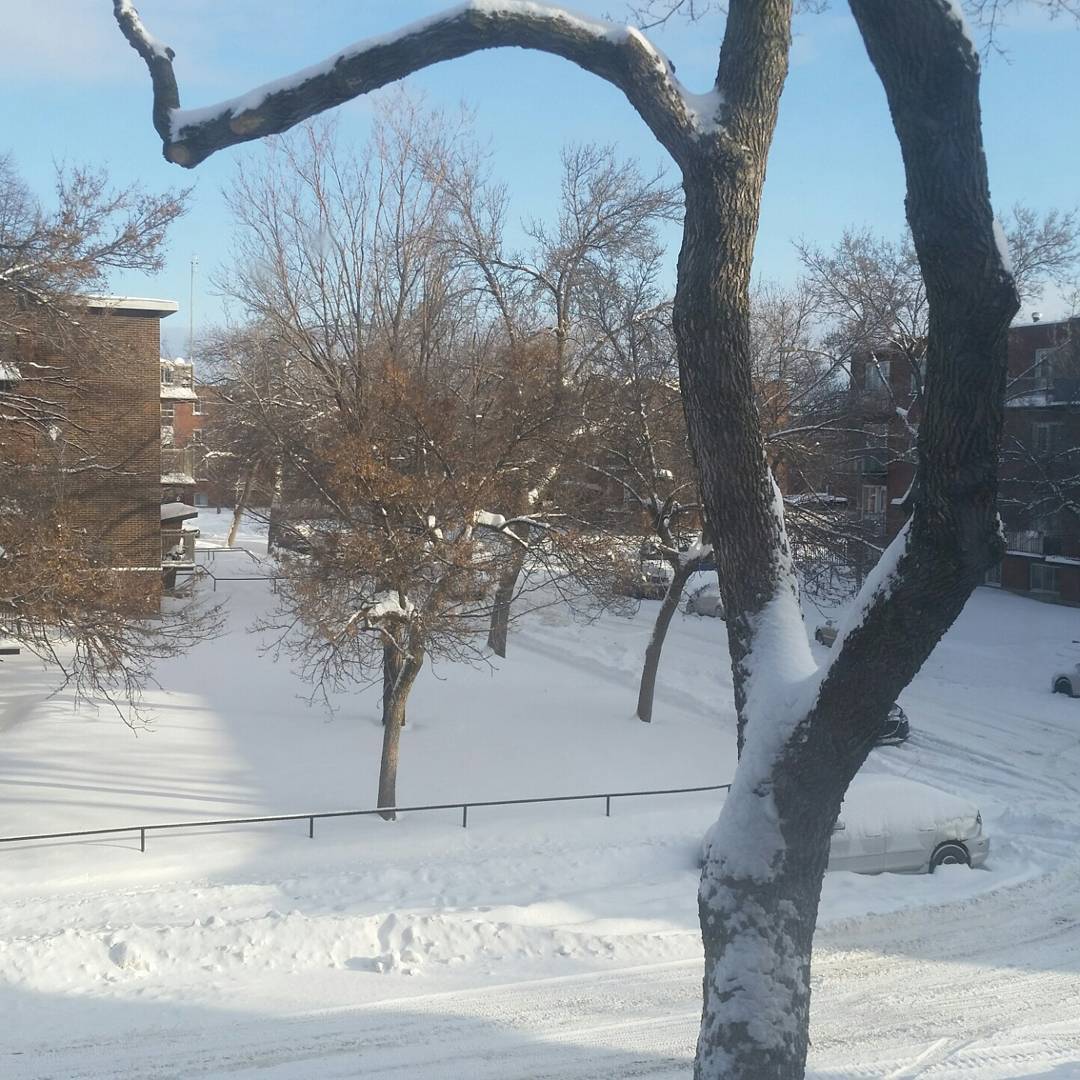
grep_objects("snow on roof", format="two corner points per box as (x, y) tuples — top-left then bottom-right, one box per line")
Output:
(0, 361), (21, 382)
(160, 386), (198, 401)
(839, 775), (979, 838)
(160, 501), (199, 522)
(85, 296), (179, 317)
(785, 492), (848, 507)
(161, 472), (196, 485)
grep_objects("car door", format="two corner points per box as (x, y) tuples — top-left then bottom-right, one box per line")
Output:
(827, 821), (852, 870)
(885, 818), (936, 872)
(846, 820), (886, 872)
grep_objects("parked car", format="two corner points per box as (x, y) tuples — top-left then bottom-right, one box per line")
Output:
(630, 558), (675, 600)
(685, 582), (725, 619)
(701, 775), (988, 875)
(1052, 644), (1080, 697)
(877, 703), (911, 746)
(814, 619), (838, 647)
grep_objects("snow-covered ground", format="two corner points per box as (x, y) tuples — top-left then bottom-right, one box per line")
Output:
(3, 514), (1080, 1078)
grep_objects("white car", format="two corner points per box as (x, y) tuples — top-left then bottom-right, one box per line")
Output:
(701, 776), (988, 875)
(829, 776), (988, 873)
(685, 582), (725, 619)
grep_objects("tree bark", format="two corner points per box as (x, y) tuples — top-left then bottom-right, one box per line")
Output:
(487, 541), (526, 657)
(692, 5), (1019, 1077)
(265, 462), (284, 553)
(636, 559), (695, 723)
(226, 469), (254, 548)
(382, 635), (404, 726)
(377, 644), (423, 820)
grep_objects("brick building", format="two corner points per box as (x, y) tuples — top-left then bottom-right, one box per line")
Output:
(5, 296), (179, 600)
(995, 317), (1080, 603)
(846, 318), (1080, 604)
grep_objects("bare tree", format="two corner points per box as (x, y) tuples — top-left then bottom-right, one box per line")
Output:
(117, 2), (1019, 1074)
(211, 113), (617, 813)
(432, 139), (682, 655)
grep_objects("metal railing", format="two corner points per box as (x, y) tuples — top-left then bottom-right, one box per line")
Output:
(162, 529), (198, 566)
(0, 783), (731, 854)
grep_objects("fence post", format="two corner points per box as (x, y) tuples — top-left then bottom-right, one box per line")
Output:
(308, 816), (314, 839)
(139, 827), (146, 853)
(462, 804), (468, 829)
(605, 795), (611, 818)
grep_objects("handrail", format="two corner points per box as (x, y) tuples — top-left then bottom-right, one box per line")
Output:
(0, 783), (731, 853)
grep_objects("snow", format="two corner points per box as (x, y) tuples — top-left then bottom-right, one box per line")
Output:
(160, 501), (197, 521)
(364, 590), (415, 621)
(943, 0), (978, 60)
(993, 216), (1014, 274)
(4, 514), (1080, 1075)
(836, 774), (978, 839)
(474, 510), (507, 529)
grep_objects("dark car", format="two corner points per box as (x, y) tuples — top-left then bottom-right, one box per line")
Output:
(877, 703), (910, 746)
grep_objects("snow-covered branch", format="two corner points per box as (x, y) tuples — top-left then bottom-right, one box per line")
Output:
(113, 1), (720, 169)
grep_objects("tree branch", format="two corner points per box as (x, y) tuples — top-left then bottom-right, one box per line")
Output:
(113, 1), (714, 168)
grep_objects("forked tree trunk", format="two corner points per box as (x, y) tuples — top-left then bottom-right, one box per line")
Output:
(226, 469), (254, 548)
(636, 560), (695, 722)
(487, 542), (526, 657)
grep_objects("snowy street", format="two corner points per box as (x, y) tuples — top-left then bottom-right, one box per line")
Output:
(9, 873), (1080, 1079)
(3, 525), (1080, 1077)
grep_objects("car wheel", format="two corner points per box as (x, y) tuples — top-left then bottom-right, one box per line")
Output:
(1054, 677), (1075, 697)
(929, 841), (971, 872)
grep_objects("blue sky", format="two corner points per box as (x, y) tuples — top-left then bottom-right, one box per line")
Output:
(1, 2), (1075, 354)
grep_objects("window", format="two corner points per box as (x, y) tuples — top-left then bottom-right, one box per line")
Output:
(161, 366), (174, 385)
(192, 399), (203, 415)
(193, 492), (209, 508)
(1030, 562), (1059, 594)
(908, 356), (927, 395)
(1034, 347), (1059, 384)
(1032, 422), (1064, 455)
(864, 358), (891, 392)
(160, 403), (174, 421)
(861, 484), (887, 515)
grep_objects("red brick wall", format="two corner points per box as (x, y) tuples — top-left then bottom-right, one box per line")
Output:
(36, 308), (165, 580)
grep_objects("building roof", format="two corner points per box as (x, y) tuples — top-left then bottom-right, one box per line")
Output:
(160, 501), (199, 523)
(85, 295), (179, 317)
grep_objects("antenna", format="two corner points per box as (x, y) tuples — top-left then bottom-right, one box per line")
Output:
(188, 254), (199, 357)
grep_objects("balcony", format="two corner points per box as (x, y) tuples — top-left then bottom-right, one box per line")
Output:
(161, 446), (196, 484)
(1005, 531), (1064, 556)
(162, 529), (197, 567)
(1006, 377), (1080, 407)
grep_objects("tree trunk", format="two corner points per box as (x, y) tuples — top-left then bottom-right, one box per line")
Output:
(265, 461), (284, 553)
(382, 635), (404, 726)
(487, 543), (526, 657)
(636, 560), (694, 722)
(377, 688), (406, 821)
(226, 469), (254, 548)
(690, 5), (1019, 1076)
(377, 642), (422, 820)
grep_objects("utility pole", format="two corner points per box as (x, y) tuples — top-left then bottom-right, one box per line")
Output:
(188, 254), (198, 357)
